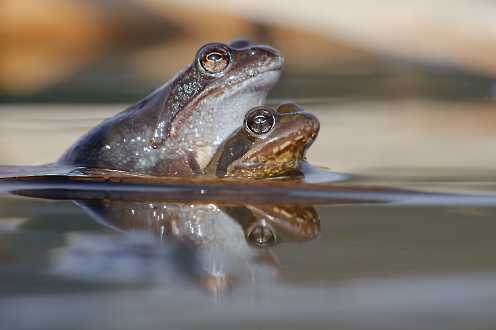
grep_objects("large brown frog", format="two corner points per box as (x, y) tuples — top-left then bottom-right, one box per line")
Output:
(207, 102), (319, 178)
(58, 40), (283, 177)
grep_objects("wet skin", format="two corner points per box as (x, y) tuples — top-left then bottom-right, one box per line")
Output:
(58, 40), (283, 177)
(207, 102), (320, 178)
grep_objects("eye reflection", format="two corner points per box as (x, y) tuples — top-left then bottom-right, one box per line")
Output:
(247, 222), (277, 248)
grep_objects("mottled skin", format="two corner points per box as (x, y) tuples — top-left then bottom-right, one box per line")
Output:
(207, 103), (319, 178)
(58, 40), (283, 176)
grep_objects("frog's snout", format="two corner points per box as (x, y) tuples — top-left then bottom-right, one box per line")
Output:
(304, 112), (320, 140)
(261, 45), (284, 68)
(247, 45), (284, 70)
(295, 111), (320, 145)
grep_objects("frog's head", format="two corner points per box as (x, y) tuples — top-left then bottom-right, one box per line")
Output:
(152, 40), (283, 168)
(209, 102), (319, 178)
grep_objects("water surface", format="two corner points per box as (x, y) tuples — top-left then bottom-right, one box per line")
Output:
(1, 166), (496, 330)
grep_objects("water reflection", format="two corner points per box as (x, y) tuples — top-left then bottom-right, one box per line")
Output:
(52, 200), (319, 291)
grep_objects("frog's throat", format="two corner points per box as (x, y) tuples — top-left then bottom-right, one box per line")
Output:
(203, 128), (251, 177)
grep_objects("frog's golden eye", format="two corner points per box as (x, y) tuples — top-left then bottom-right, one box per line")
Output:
(245, 107), (276, 135)
(199, 47), (230, 74)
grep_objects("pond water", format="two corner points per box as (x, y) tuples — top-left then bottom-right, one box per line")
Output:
(1, 163), (496, 330)
(3, 2), (496, 326)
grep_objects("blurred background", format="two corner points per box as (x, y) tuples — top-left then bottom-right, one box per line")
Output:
(1, 0), (496, 175)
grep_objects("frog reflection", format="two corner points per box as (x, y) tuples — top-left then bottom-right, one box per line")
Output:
(74, 200), (319, 291)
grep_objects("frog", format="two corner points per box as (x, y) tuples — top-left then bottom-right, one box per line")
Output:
(57, 39), (283, 177)
(206, 102), (319, 178)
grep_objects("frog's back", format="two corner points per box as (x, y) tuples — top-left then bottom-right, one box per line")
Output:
(57, 86), (168, 173)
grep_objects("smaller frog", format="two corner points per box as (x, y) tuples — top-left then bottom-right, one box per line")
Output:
(206, 103), (319, 178)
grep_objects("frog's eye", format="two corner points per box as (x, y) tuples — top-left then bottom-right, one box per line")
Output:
(199, 46), (230, 75)
(245, 107), (276, 135)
